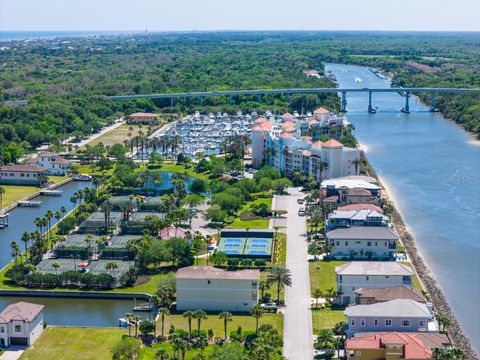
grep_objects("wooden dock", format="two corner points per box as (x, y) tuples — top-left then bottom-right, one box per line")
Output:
(18, 201), (42, 207)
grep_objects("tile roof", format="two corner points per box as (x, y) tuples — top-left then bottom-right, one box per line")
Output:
(129, 112), (157, 117)
(0, 301), (44, 323)
(278, 131), (293, 139)
(314, 107), (330, 114)
(346, 187), (373, 197)
(1, 164), (47, 173)
(327, 226), (399, 240)
(335, 261), (413, 276)
(254, 116), (268, 124)
(338, 204), (383, 213)
(312, 140), (323, 148)
(281, 112), (295, 119)
(344, 299), (432, 318)
(322, 139), (344, 148)
(159, 226), (185, 239)
(355, 286), (426, 303)
(38, 151), (59, 157)
(176, 266), (260, 280)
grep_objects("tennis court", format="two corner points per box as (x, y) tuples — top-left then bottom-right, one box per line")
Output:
(217, 229), (274, 258)
(37, 258), (84, 274)
(61, 234), (94, 248)
(108, 235), (139, 249)
(88, 260), (131, 278)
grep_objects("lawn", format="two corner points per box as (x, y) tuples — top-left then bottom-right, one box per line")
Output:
(159, 163), (210, 181)
(228, 197), (272, 229)
(139, 342), (214, 360)
(82, 124), (147, 148)
(158, 313), (283, 337)
(260, 271), (285, 303)
(0, 185), (39, 208)
(20, 326), (128, 360)
(309, 260), (347, 293)
(400, 262), (424, 290)
(311, 308), (346, 334)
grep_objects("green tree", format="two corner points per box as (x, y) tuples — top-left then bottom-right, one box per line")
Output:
(182, 310), (194, 338)
(158, 307), (170, 337)
(250, 304), (264, 334)
(218, 311), (233, 339)
(312, 288), (323, 309)
(193, 310), (208, 337)
(266, 267), (293, 303)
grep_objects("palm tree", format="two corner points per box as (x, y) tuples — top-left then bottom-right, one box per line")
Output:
(125, 312), (134, 337)
(131, 314), (141, 338)
(45, 210), (53, 240)
(436, 314), (451, 333)
(312, 288), (323, 309)
(105, 261), (118, 277)
(54, 210), (62, 223)
(218, 311), (232, 339)
(60, 206), (67, 216)
(100, 201), (113, 234)
(193, 310), (207, 337)
(0, 186), (5, 210)
(352, 158), (362, 175)
(158, 307), (170, 337)
(266, 267), (293, 303)
(10, 241), (20, 264)
(251, 304), (264, 334)
(154, 348), (170, 360)
(52, 261), (61, 276)
(85, 235), (93, 259)
(21, 231), (31, 264)
(182, 310), (194, 338)
(258, 280), (270, 301)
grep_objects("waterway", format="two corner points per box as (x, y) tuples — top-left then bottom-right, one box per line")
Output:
(325, 63), (480, 352)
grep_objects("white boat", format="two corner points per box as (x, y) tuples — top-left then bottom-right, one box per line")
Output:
(355, 78), (362, 82)
(74, 174), (93, 181)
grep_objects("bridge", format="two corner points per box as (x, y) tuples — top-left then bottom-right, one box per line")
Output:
(109, 87), (480, 113)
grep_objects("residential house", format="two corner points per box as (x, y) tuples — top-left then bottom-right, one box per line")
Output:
(335, 262), (414, 304)
(0, 301), (44, 347)
(344, 299), (438, 337)
(327, 209), (389, 230)
(0, 164), (48, 186)
(354, 286), (426, 305)
(346, 332), (450, 360)
(327, 226), (399, 260)
(27, 152), (70, 176)
(128, 112), (158, 124)
(176, 266), (260, 312)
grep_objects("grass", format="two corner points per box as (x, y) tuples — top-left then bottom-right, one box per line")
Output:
(0, 185), (40, 208)
(82, 124), (146, 148)
(260, 272), (285, 302)
(139, 342), (214, 360)
(20, 326), (128, 360)
(158, 313), (283, 337)
(309, 260), (347, 293)
(49, 175), (70, 184)
(159, 163), (210, 181)
(228, 197), (272, 229)
(311, 308), (346, 334)
(400, 262), (424, 290)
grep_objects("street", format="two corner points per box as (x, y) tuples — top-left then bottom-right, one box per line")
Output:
(276, 188), (314, 360)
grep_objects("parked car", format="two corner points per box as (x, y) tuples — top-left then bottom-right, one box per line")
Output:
(298, 207), (306, 216)
(297, 198), (304, 204)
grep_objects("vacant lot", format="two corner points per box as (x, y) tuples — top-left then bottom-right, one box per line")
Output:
(84, 124), (147, 148)
(311, 308), (346, 334)
(309, 260), (347, 293)
(21, 327), (128, 360)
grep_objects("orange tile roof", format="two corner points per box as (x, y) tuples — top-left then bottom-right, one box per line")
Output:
(322, 139), (344, 148)
(282, 120), (295, 128)
(308, 119), (320, 126)
(252, 124), (263, 131)
(338, 204), (383, 213)
(278, 131), (293, 139)
(254, 116), (267, 124)
(281, 112), (295, 118)
(312, 140), (323, 148)
(314, 107), (330, 114)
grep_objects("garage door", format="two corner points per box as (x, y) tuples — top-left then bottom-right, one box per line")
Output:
(10, 337), (28, 345)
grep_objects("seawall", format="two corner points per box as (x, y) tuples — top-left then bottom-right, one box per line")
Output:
(0, 289), (151, 301)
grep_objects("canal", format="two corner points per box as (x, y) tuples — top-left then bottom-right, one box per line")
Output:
(325, 63), (480, 352)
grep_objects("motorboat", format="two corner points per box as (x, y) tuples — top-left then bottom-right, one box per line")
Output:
(74, 174), (93, 181)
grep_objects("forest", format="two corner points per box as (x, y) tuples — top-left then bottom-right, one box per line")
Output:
(0, 31), (479, 162)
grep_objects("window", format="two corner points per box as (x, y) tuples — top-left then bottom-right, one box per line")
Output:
(402, 320), (411, 327)
(207, 280), (211, 284)
(336, 241), (339, 246)
(351, 319), (355, 326)
(374, 319), (378, 326)
(360, 319), (365, 326)
(356, 351), (361, 356)
(384, 241), (387, 246)
(366, 276), (369, 281)
(345, 241), (348, 246)
(375, 242), (378, 246)
(420, 320), (427, 327)
(385, 319), (392, 326)
(0, 326), (4, 333)
(367, 241), (371, 246)
(15, 325), (22, 332)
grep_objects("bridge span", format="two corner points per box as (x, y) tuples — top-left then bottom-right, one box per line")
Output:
(109, 87), (480, 113)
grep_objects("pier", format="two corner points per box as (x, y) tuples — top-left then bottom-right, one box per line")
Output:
(40, 190), (63, 196)
(18, 200), (42, 207)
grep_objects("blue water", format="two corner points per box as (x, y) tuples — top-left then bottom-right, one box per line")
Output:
(325, 63), (480, 352)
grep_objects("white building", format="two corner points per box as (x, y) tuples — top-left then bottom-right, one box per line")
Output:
(0, 301), (44, 347)
(327, 226), (399, 260)
(26, 152), (70, 176)
(344, 299), (438, 337)
(251, 113), (360, 180)
(0, 164), (48, 185)
(335, 262), (414, 304)
(176, 266), (260, 312)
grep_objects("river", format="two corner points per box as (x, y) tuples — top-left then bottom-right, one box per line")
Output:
(325, 63), (480, 352)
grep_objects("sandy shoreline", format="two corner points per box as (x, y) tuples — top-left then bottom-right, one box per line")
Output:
(359, 147), (478, 359)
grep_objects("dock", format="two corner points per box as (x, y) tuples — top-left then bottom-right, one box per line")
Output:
(0, 211), (8, 229)
(132, 298), (154, 311)
(40, 190), (63, 196)
(18, 201), (42, 207)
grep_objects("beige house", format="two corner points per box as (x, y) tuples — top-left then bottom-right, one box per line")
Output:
(176, 266), (260, 312)
(128, 112), (158, 124)
(0, 164), (48, 185)
(0, 301), (44, 347)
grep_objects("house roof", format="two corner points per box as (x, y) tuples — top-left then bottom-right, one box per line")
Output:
(129, 112), (157, 117)
(0, 164), (47, 173)
(314, 107), (330, 114)
(346, 188), (373, 197)
(176, 266), (260, 281)
(322, 139), (344, 148)
(327, 226), (399, 241)
(0, 301), (44, 323)
(354, 286), (426, 303)
(336, 261), (413, 276)
(337, 204), (383, 213)
(278, 131), (293, 139)
(346, 332), (444, 359)
(159, 226), (185, 239)
(344, 299), (432, 318)
(321, 178), (380, 191)
(38, 151), (59, 157)
(281, 112), (295, 119)
(312, 140), (323, 148)
(254, 116), (267, 124)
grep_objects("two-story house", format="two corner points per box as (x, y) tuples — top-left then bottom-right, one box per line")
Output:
(176, 266), (259, 312)
(27, 152), (70, 176)
(327, 226), (399, 260)
(335, 262), (414, 304)
(327, 209), (389, 230)
(0, 301), (44, 347)
(0, 165), (48, 186)
(344, 299), (438, 337)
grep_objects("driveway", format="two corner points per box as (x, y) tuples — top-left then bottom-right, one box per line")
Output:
(278, 187), (314, 360)
(0, 346), (26, 360)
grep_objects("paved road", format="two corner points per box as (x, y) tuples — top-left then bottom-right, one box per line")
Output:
(279, 188), (314, 360)
(0, 346), (25, 360)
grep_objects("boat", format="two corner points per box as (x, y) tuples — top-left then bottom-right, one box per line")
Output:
(355, 78), (362, 83)
(74, 174), (93, 181)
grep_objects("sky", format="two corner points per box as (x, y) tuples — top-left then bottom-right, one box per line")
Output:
(1, 0), (479, 32)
